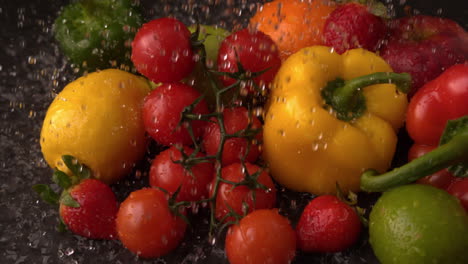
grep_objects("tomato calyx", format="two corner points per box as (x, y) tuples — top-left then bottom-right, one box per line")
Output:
(156, 185), (192, 226)
(216, 202), (246, 231)
(226, 163), (269, 192)
(170, 144), (212, 179)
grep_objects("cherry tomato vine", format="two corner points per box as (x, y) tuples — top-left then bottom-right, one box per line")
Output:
(164, 24), (276, 238)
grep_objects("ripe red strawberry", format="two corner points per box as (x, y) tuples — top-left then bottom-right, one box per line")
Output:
(59, 178), (118, 239)
(33, 155), (118, 239)
(380, 15), (468, 95)
(323, 2), (387, 54)
(296, 195), (361, 253)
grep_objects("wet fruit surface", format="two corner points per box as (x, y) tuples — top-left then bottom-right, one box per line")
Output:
(40, 69), (150, 184)
(2, 0), (467, 263)
(369, 184), (468, 264)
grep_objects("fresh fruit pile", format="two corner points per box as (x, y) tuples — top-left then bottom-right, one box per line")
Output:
(35, 0), (468, 263)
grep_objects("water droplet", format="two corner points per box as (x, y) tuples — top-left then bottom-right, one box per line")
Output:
(209, 236), (216, 245)
(161, 235), (168, 245)
(64, 247), (74, 256)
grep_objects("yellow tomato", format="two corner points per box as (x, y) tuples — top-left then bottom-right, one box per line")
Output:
(40, 69), (150, 183)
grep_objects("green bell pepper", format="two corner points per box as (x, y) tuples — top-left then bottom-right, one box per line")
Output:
(54, 0), (142, 71)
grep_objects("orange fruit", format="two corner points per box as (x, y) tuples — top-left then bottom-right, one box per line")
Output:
(250, 0), (336, 61)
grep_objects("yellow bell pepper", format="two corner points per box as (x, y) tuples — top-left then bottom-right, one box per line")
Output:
(263, 46), (409, 195)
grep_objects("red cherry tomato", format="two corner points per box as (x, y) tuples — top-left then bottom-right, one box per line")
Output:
(225, 209), (296, 264)
(59, 179), (118, 239)
(149, 146), (214, 202)
(406, 63), (468, 145)
(212, 162), (276, 222)
(447, 178), (468, 212)
(203, 106), (262, 166)
(408, 144), (458, 189)
(296, 195), (361, 253)
(116, 188), (187, 258)
(217, 28), (281, 94)
(132, 17), (195, 83)
(142, 82), (209, 146)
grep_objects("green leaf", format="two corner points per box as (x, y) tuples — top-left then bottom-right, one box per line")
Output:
(439, 116), (468, 177)
(32, 184), (60, 205)
(52, 170), (72, 189)
(367, 1), (390, 19)
(57, 218), (68, 232)
(59, 190), (80, 208)
(61, 155), (91, 180)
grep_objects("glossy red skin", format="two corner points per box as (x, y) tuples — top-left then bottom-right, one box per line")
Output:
(212, 163), (276, 223)
(408, 144), (458, 189)
(203, 107), (262, 166)
(380, 15), (468, 95)
(116, 188), (187, 258)
(149, 146), (214, 202)
(296, 195), (361, 253)
(225, 209), (296, 264)
(323, 3), (386, 54)
(142, 82), (209, 146)
(217, 28), (281, 93)
(59, 179), (118, 239)
(406, 63), (468, 145)
(131, 17), (195, 83)
(447, 178), (468, 212)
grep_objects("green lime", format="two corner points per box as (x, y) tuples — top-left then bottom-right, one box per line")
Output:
(369, 184), (468, 264)
(188, 24), (230, 65)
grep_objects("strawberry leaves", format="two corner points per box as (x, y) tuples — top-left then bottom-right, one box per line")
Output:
(32, 184), (60, 205)
(33, 155), (93, 209)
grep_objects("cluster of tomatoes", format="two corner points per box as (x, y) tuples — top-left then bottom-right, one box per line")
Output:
(112, 16), (364, 262)
(124, 16), (291, 261)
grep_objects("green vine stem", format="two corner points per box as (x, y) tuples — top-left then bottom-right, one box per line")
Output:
(173, 31), (267, 239)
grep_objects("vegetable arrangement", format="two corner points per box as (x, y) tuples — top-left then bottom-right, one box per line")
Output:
(34, 0), (468, 263)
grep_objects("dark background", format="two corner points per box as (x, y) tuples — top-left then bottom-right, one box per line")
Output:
(0, 0), (466, 263)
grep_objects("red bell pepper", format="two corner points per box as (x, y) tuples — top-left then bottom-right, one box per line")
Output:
(406, 63), (468, 189)
(406, 63), (468, 145)
(360, 64), (468, 193)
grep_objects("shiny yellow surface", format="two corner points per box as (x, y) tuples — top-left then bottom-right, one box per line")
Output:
(40, 69), (150, 183)
(263, 46), (408, 195)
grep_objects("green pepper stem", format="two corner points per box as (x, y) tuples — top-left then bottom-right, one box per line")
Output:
(360, 130), (468, 192)
(322, 72), (411, 121)
(333, 72), (411, 111)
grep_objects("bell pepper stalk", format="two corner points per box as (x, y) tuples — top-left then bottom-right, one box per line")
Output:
(54, 0), (142, 71)
(322, 72), (411, 121)
(361, 116), (468, 192)
(362, 63), (468, 192)
(263, 46), (409, 195)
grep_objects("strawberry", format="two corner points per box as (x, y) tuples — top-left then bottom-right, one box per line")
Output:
(33, 155), (118, 239)
(380, 15), (468, 95)
(295, 195), (362, 253)
(323, 2), (387, 54)
(59, 178), (118, 239)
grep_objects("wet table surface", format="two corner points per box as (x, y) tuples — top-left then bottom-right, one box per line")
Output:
(0, 0), (466, 263)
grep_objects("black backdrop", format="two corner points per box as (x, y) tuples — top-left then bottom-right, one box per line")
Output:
(0, 0), (466, 263)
